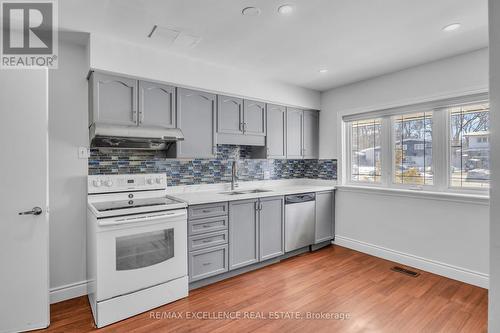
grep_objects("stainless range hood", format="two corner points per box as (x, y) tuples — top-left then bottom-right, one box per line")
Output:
(90, 123), (184, 150)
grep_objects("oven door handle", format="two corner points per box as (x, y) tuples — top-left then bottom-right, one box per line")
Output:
(98, 210), (187, 226)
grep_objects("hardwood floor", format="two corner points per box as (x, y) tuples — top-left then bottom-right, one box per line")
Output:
(40, 245), (487, 333)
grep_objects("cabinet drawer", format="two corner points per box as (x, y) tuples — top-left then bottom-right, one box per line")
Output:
(188, 202), (228, 220)
(189, 245), (228, 282)
(188, 216), (228, 236)
(188, 230), (228, 252)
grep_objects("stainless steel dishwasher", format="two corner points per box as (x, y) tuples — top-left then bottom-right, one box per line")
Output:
(284, 193), (316, 252)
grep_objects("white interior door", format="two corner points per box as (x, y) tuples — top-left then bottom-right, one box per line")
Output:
(0, 69), (49, 332)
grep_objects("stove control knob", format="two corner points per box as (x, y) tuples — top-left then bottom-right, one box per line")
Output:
(155, 178), (162, 184)
(105, 179), (113, 187)
(147, 178), (154, 185)
(93, 179), (102, 187)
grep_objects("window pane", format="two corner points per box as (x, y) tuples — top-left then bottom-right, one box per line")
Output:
(393, 112), (433, 185)
(349, 119), (381, 183)
(449, 103), (490, 189)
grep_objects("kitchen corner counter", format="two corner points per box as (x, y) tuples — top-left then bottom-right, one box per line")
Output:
(166, 179), (336, 205)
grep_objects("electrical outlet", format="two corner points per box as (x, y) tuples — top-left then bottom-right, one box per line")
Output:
(78, 147), (90, 159)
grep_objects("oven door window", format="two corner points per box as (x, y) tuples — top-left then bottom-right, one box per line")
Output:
(116, 228), (174, 271)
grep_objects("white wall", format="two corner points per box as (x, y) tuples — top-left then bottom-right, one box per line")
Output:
(89, 34), (321, 110)
(320, 48), (489, 160)
(335, 188), (489, 287)
(48, 34), (89, 303)
(321, 48), (490, 287)
(489, 0), (500, 329)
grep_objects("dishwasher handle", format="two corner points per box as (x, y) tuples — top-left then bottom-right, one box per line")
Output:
(285, 193), (316, 204)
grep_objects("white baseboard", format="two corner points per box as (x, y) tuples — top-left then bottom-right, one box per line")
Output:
(333, 236), (489, 289)
(50, 280), (88, 304)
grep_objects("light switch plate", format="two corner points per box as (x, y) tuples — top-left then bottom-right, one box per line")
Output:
(78, 147), (90, 159)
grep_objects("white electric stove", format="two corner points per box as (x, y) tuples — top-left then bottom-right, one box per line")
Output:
(87, 173), (188, 328)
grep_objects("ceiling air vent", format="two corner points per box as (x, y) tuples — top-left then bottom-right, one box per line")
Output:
(147, 25), (201, 49)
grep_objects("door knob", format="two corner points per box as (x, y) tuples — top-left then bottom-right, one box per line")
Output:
(18, 207), (42, 216)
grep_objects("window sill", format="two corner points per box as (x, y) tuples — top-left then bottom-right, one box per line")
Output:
(335, 185), (489, 205)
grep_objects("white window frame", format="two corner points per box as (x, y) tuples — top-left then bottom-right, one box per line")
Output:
(345, 118), (384, 186)
(389, 110), (435, 191)
(445, 101), (490, 194)
(342, 93), (489, 194)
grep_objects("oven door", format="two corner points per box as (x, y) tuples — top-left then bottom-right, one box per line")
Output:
(96, 210), (187, 301)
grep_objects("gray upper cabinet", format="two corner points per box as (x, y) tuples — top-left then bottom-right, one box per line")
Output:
(243, 100), (266, 136)
(315, 191), (335, 244)
(286, 108), (303, 159)
(229, 199), (259, 270)
(266, 104), (286, 159)
(259, 196), (284, 261)
(176, 88), (217, 158)
(286, 108), (319, 159)
(138, 80), (176, 128)
(303, 110), (319, 159)
(90, 72), (138, 127)
(216, 98), (266, 146)
(217, 95), (243, 135)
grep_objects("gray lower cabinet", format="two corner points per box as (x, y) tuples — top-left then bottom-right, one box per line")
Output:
(189, 245), (229, 282)
(286, 108), (303, 158)
(229, 199), (259, 270)
(188, 230), (228, 252)
(89, 72), (138, 127)
(138, 80), (176, 128)
(217, 95), (244, 135)
(188, 202), (229, 282)
(303, 110), (319, 159)
(176, 88), (217, 158)
(188, 215), (228, 235)
(259, 196), (284, 261)
(266, 104), (286, 159)
(315, 191), (335, 243)
(229, 196), (284, 270)
(188, 202), (228, 220)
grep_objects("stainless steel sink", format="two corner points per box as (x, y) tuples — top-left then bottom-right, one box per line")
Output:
(219, 189), (272, 195)
(219, 191), (245, 195)
(239, 189), (272, 194)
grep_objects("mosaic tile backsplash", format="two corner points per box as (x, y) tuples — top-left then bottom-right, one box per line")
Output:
(89, 145), (337, 187)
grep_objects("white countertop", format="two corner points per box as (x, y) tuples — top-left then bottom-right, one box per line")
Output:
(166, 179), (336, 205)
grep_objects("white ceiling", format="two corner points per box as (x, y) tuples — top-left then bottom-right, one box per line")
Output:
(59, 0), (488, 92)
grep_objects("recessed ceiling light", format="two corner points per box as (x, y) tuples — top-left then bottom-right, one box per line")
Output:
(319, 69), (328, 74)
(242, 7), (261, 16)
(278, 4), (294, 15)
(443, 23), (461, 32)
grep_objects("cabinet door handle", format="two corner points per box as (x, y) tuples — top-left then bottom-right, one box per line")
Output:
(132, 84), (138, 123)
